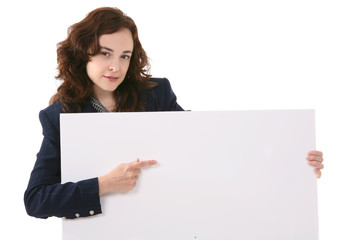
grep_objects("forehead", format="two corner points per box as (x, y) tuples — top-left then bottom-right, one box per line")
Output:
(99, 28), (134, 51)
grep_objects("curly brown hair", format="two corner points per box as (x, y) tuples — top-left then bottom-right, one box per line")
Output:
(50, 7), (157, 112)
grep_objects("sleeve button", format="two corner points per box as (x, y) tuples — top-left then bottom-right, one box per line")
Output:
(89, 210), (94, 215)
(75, 213), (80, 218)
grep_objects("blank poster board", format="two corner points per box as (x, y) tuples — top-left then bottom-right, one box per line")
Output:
(60, 110), (318, 240)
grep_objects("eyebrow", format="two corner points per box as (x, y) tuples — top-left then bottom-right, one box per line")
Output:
(100, 46), (132, 54)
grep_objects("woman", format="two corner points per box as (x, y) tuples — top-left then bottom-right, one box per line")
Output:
(24, 7), (324, 219)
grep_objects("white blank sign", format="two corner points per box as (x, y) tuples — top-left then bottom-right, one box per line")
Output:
(61, 110), (318, 240)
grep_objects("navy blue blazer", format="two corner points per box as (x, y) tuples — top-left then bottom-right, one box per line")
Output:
(24, 78), (183, 219)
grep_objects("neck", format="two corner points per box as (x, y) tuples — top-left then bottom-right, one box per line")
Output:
(93, 89), (116, 112)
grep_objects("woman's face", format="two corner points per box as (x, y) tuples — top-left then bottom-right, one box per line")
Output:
(86, 28), (134, 98)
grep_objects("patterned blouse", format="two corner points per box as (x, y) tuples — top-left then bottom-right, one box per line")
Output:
(89, 96), (110, 112)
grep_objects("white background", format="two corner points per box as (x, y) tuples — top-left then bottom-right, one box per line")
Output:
(0, 0), (359, 239)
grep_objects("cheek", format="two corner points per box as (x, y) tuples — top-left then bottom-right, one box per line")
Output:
(86, 61), (102, 78)
(86, 62), (101, 85)
(122, 61), (131, 72)
(85, 62), (93, 79)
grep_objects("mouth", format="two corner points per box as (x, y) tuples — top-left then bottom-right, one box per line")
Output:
(104, 76), (119, 82)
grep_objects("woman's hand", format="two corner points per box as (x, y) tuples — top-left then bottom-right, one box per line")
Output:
(98, 158), (158, 196)
(306, 150), (324, 179)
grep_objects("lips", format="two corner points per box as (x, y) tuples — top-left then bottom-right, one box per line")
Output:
(104, 76), (119, 82)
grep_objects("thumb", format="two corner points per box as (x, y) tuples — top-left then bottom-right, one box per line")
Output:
(133, 158), (140, 163)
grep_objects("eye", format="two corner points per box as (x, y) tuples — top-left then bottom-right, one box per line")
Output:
(121, 55), (131, 60)
(101, 52), (110, 57)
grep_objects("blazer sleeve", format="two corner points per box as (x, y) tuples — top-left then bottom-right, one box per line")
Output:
(146, 78), (184, 111)
(24, 109), (102, 219)
(161, 78), (183, 111)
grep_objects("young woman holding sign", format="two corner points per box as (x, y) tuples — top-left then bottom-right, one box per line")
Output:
(24, 7), (324, 219)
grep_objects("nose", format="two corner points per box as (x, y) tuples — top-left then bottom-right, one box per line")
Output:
(108, 60), (120, 72)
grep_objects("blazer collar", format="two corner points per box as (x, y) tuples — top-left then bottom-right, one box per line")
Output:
(81, 101), (98, 113)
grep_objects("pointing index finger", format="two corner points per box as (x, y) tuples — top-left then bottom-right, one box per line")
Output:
(132, 160), (158, 168)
